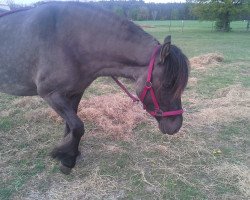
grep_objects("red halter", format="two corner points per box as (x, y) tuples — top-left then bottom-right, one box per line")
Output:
(112, 45), (183, 117)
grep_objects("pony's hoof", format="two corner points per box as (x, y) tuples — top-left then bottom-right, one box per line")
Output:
(59, 163), (72, 175)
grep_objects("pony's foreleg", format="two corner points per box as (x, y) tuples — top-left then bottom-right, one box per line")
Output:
(43, 92), (85, 174)
(64, 93), (83, 137)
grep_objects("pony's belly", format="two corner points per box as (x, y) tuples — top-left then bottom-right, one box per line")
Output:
(0, 83), (37, 96)
(0, 65), (38, 96)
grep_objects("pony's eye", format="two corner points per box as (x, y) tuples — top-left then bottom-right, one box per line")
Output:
(157, 61), (165, 66)
(163, 83), (170, 89)
(163, 81), (174, 89)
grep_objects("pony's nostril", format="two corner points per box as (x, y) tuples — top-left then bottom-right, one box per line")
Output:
(158, 116), (183, 135)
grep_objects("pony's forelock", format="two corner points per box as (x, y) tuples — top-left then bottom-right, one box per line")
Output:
(162, 45), (189, 99)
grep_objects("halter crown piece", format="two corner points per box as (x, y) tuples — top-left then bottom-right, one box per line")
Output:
(112, 45), (184, 117)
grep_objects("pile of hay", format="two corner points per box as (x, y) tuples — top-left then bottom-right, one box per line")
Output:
(190, 53), (224, 69)
(13, 93), (149, 139)
(140, 25), (155, 28)
(77, 94), (149, 139)
(49, 94), (150, 139)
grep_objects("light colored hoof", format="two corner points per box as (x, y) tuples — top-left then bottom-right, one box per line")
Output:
(59, 163), (72, 175)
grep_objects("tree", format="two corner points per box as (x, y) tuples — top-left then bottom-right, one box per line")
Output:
(241, 0), (250, 31)
(192, 0), (250, 32)
(137, 6), (150, 20)
(113, 6), (125, 17)
(151, 10), (158, 20)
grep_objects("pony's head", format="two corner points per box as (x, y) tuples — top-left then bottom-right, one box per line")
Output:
(136, 36), (189, 135)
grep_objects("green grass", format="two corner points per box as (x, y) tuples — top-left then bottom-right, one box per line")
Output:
(137, 20), (250, 60)
(0, 20), (249, 199)
(195, 64), (246, 98)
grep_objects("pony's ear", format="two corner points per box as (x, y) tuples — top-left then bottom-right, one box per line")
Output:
(160, 35), (171, 64)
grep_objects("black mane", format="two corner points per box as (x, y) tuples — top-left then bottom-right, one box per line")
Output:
(162, 45), (189, 98)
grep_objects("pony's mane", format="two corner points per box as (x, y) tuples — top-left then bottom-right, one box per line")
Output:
(0, 7), (31, 18)
(162, 45), (189, 99)
(0, 1), (155, 45)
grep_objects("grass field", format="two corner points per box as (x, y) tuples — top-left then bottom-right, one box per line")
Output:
(0, 21), (249, 200)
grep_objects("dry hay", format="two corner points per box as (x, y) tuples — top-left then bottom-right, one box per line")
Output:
(187, 77), (198, 87)
(24, 108), (53, 123)
(190, 53), (224, 69)
(140, 25), (155, 28)
(12, 96), (43, 108)
(0, 110), (12, 117)
(9, 96), (58, 123)
(212, 163), (250, 198)
(49, 93), (150, 140)
(11, 93), (149, 140)
(189, 85), (250, 127)
(102, 144), (125, 153)
(17, 167), (120, 200)
(78, 93), (149, 139)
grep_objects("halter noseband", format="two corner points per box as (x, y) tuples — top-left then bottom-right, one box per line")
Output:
(112, 45), (183, 118)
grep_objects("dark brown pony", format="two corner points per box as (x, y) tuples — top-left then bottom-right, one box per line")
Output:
(0, 2), (189, 174)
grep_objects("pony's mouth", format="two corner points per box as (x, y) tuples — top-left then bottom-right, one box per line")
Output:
(158, 116), (183, 135)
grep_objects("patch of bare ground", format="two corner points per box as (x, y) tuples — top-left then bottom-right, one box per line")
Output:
(190, 53), (224, 69)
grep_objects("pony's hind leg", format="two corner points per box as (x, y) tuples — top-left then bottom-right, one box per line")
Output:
(43, 92), (85, 174)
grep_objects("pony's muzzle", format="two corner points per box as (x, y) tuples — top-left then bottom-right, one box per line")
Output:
(158, 115), (183, 135)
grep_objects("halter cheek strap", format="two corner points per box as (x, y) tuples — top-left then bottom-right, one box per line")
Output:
(139, 46), (161, 110)
(138, 45), (183, 117)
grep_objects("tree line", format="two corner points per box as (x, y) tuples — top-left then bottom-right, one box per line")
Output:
(2, 0), (196, 21)
(90, 0), (250, 31)
(190, 0), (250, 32)
(92, 1), (195, 21)
(3, 0), (250, 32)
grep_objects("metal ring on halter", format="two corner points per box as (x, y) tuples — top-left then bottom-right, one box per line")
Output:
(145, 81), (152, 88)
(155, 109), (163, 117)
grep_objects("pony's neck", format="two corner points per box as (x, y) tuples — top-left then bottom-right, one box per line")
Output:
(94, 40), (159, 80)
(71, 5), (159, 80)
(95, 64), (146, 80)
